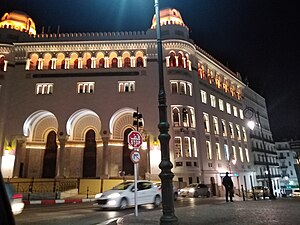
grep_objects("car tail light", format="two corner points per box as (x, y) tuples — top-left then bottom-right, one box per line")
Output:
(12, 193), (23, 199)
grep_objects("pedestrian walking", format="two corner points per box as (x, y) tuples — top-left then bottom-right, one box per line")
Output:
(222, 172), (234, 202)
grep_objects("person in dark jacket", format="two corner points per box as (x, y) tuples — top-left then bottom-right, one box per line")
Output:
(222, 172), (234, 202)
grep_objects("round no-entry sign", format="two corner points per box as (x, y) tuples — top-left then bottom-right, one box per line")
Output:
(130, 150), (141, 163)
(128, 131), (142, 148)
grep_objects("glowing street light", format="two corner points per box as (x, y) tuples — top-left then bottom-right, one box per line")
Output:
(243, 107), (276, 200)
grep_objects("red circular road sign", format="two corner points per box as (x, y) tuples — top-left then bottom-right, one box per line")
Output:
(130, 150), (141, 163)
(128, 131), (142, 148)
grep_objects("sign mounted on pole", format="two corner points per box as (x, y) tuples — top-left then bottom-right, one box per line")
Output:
(128, 131), (142, 148)
(130, 150), (141, 164)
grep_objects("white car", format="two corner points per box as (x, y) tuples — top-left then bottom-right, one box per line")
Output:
(94, 180), (161, 210)
(4, 183), (25, 215)
(292, 190), (300, 197)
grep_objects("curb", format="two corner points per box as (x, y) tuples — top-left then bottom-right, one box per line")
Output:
(24, 198), (94, 205)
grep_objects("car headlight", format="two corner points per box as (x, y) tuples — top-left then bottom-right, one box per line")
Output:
(95, 193), (103, 199)
(189, 188), (195, 193)
(107, 193), (121, 199)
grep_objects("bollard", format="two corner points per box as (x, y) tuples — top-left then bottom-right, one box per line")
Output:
(241, 185), (245, 201)
(55, 188), (59, 200)
(28, 185), (32, 201)
(86, 186), (89, 199)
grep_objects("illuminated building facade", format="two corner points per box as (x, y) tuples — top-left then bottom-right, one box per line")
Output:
(0, 9), (278, 196)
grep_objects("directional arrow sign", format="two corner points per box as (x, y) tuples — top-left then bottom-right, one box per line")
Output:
(130, 150), (141, 163)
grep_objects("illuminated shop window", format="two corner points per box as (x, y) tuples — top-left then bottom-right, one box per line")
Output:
(77, 82), (95, 94)
(118, 81), (135, 93)
(201, 90), (207, 103)
(36, 83), (53, 95)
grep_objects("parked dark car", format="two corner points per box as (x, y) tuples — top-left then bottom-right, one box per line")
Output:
(179, 183), (210, 198)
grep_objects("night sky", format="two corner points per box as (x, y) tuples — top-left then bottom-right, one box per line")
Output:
(1, 0), (299, 141)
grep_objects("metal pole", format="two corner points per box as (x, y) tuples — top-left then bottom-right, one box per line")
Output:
(154, 0), (178, 224)
(134, 163), (138, 216)
(256, 112), (276, 200)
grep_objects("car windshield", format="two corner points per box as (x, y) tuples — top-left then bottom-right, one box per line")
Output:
(112, 181), (133, 190)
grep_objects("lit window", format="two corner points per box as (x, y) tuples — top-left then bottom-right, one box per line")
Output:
(245, 148), (250, 162)
(206, 141), (212, 160)
(236, 124), (241, 140)
(182, 108), (189, 127)
(210, 95), (216, 107)
(187, 83), (192, 96)
(219, 99), (224, 111)
(201, 90), (207, 103)
(239, 147), (244, 162)
(36, 83), (53, 95)
(221, 119), (227, 137)
(224, 144), (229, 161)
(239, 109), (244, 119)
(233, 106), (238, 117)
(229, 122), (234, 138)
(189, 108), (196, 128)
(179, 82), (186, 95)
(118, 81), (135, 93)
(213, 116), (219, 135)
(203, 113), (210, 133)
(232, 146), (237, 161)
(174, 137), (182, 158)
(171, 82), (178, 94)
(172, 107), (180, 126)
(216, 143), (221, 160)
(184, 137), (191, 157)
(226, 103), (231, 114)
(191, 137), (197, 157)
(242, 127), (247, 141)
(77, 82), (95, 94)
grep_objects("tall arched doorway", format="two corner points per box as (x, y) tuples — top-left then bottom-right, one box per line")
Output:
(42, 131), (58, 178)
(83, 129), (97, 177)
(122, 128), (134, 176)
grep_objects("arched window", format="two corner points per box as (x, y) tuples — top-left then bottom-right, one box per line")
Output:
(83, 129), (97, 178)
(61, 59), (65, 69)
(182, 108), (189, 127)
(190, 108), (195, 128)
(136, 57), (143, 67)
(48, 59), (53, 70)
(178, 53), (183, 68)
(0, 56), (5, 71)
(169, 52), (176, 67)
(111, 58), (118, 68)
(99, 58), (105, 68)
(42, 131), (57, 178)
(74, 59), (78, 69)
(172, 108), (180, 126)
(86, 58), (92, 69)
(124, 57), (131, 68)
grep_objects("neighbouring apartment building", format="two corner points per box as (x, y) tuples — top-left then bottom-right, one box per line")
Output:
(0, 9), (280, 196)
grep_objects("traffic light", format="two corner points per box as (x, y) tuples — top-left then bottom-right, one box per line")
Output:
(133, 108), (143, 130)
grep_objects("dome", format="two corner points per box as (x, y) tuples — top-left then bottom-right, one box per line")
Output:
(0, 10), (36, 35)
(151, 8), (188, 30)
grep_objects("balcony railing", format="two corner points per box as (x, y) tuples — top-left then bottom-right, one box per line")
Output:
(251, 147), (277, 155)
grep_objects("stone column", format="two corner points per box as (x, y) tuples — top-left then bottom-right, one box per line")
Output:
(12, 136), (27, 178)
(56, 134), (69, 178)
(101, 133), (110, 177)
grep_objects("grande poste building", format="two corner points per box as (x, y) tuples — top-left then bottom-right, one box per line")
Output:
(1, 8), (279, 196)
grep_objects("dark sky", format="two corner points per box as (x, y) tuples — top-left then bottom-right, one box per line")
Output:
(1, 0), (299, 141)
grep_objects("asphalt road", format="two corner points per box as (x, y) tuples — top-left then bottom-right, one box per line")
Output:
(14, 197), (223, 225)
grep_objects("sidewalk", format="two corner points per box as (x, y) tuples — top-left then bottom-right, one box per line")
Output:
(115, 198), (300, 225)
(23, 194), (95, 205)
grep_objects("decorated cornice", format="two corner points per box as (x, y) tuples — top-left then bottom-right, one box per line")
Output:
(0, 44), (14, 54)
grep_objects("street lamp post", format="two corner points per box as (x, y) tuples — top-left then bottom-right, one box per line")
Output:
(154, 0), (178, 224)
(243, 107), (276, 200)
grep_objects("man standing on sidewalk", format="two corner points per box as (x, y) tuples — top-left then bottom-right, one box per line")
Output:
(222, 172), (234, 202)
